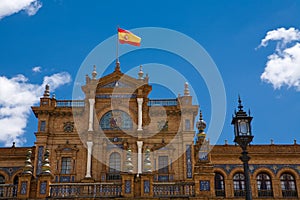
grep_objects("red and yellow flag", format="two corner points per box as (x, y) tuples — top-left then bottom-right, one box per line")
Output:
(118, 28), (141, 46)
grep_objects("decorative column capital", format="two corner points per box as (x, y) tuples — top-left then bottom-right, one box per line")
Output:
(137, 141), (143, 148)
(88, 98), (95, 104)
(137, 98), (143, 104)
(87, 141), (93, 148)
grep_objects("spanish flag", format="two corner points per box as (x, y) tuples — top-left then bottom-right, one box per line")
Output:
(118, 28), (141, 46)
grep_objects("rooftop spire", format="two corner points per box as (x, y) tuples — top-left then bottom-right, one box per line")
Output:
(238, 95), (243, 111)
(200, 110), (203, 120)
(138, 65), (144, 79)
(196, 110), (207, 139)
(43, 84), (50, 98)
(184, 82), (190, 96)
(115, 60), (120, 72)
(92, 65), (97, 80)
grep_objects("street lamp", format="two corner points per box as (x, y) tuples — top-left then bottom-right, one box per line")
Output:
(231, 96), (253, 200)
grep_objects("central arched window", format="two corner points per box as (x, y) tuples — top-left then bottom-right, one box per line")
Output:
(100, 110), (133, 130)
(107, 152), (121, 180)
(257, 173), (273, 197)
(233, 173), (245, 197)
(215, 173), (225, 197)
(280, 173), (297, 197)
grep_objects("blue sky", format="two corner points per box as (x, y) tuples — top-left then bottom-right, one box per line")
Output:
(1, 0), (300, 147)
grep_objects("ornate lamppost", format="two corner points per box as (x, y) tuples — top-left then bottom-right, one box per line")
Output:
(231, 96), (253, 200)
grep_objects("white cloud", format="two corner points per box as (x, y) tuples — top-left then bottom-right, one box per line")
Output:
(0, 0), (42, 20)
(32, 66), (41, 72)
(259, 27), (300, 91)
(259, 27), (300, 48)
(0, 72), (71, 146)
(43, 72), (72, 90)
(24, 0), (42, 16)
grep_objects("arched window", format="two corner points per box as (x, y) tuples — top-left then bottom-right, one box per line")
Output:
(280, 173), (298, 197)
(257, 173), (273, 197)
(100, 110), (133, 130)
(13, 175), (19, 185)
(107, 152), (121, 180)
(215, 173), (225, 197)
(233, 173), (245, 197)
(0, 175), (5, 184)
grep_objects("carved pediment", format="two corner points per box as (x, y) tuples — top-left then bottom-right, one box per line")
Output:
(82, 66), (152, 98)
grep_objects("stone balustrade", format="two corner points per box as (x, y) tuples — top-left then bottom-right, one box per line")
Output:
(50, 182), (121, 198)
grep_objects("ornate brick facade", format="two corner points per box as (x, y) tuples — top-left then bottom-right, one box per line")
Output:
(0, 64), (299, 199)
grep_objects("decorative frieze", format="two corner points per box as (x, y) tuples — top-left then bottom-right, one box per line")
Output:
(214, 164), (300, 175)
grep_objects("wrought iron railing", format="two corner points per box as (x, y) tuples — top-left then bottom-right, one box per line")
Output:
(234, 189), (246, 197)
(148, 99), (178, 106)
(258, 189), (273, 197)
(282, 190), (298, 197)
(0, 184), (17, 198)
(215, 189), (225, 197)
(50, 182), (121, 198)
(56, 100), (85, 108)
(153, 182), (195, 197)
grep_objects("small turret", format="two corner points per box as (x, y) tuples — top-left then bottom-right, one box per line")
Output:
(124, 147), (133, 173)
(138, 65), (144, 80)
(196, 110), (206, 140)
(41, 149), (51, 174)
(92, 65), (97, 80)
(184, 82), (190, 96)
(43, 84), (50, 98)
(23, 149), (33, 175)
(143, 146), (152, 172)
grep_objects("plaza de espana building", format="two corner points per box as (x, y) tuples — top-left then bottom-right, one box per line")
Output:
(0, 62), (300, 200)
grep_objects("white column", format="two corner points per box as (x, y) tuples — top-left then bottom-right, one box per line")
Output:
(137, 141), (143, 176)
(88, 99), (95, 131)
(85, 141), (93, 178)
(137, 98), (143, 131)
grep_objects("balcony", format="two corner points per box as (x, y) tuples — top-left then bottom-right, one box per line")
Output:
(49, 182), (121, 198)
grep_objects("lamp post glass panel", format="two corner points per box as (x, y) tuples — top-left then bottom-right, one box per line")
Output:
(238, 119), (249, 136)
(232, 97), (253, 200)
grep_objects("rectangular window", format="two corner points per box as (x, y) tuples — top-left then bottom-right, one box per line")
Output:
(61, 157), (72, 174)
(40, 121), (46, 132)
(158, 156), (169, 174)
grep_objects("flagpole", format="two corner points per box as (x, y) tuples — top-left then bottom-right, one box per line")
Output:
(116, 26), (119, 63)
(115, 26), (120, 71)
